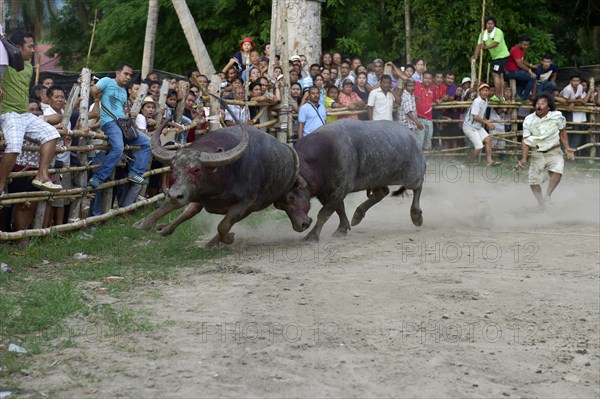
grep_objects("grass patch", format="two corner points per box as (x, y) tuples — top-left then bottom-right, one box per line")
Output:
(0, 206), (220, 376)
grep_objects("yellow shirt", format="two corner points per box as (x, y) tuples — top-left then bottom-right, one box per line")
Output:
(522, 110), (566, 151)
(325, 96), (338, 124)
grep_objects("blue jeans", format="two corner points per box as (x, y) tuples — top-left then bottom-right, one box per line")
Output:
(415, 118), (433, 150)
(93, 120), (151, 182)
(505, 70), (536, 99)
(536, 80), (556, 95)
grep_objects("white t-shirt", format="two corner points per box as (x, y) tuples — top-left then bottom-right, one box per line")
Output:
(463, 96), (488, 129)
(560, 84), (586, 122)
(367, 88), (394, 121)
(135, 113), (147, 131)
(43, 106), (71, 164)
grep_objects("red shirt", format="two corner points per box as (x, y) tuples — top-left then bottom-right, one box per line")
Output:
(505, 44), (526, 72)
(433, 83), (447, 102)
(414, 81), (435, 120)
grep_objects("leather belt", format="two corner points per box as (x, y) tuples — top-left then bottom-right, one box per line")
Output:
(536, 144), (559, 153)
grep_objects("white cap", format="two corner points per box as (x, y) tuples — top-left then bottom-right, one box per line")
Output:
(289, 55), (301, 62)
(461, 77), (472, 84)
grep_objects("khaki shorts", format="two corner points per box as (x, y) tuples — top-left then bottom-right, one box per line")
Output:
(528, 147), (564, 185)
(463, 126), (488, 150)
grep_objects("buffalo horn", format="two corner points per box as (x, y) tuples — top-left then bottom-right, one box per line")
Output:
(150, 119), (176, 163)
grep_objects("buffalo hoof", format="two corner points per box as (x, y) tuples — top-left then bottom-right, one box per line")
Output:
(133, 219), (153, 231)
(351, 209), (365, 226)
(220, 232), (235, 245)
(156, 223), (175, 236)
(332, 229), (347, 238)
(411, 209), (423, 226)
(303, 233), (319, 243)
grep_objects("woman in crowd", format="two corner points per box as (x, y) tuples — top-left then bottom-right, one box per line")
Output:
(222, 37), (255, 78)
(289, 82), (303, 113)
(353, 71), (371, 104)
(338, 79), (366, 120)
(321, 52), (333, 70)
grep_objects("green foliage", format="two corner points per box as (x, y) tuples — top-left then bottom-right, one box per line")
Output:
(45, 0), (598, 77)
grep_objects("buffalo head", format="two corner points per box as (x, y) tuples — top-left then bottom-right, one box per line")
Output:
(275, 175), (313, 232)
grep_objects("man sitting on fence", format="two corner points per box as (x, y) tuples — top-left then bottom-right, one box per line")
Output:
(87, 62), (151, 188)
(0, 31), (62, 197)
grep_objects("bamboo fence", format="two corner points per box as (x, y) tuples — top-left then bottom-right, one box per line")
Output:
(1, 95), (598, 239)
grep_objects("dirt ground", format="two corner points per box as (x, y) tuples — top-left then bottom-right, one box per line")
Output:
(15, 163), (600, 397)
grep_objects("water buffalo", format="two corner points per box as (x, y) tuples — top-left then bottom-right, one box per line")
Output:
(274, 119), (425, 241)
(133, 121), (302, 247)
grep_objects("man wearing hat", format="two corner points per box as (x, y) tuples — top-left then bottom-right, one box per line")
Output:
(462, 83), (502, 166)
(460, 77), (472, 100)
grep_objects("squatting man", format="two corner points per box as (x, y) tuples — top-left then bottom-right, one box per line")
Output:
(518, 94), (575, 208)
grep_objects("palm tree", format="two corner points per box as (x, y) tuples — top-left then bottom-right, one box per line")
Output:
(171, 0), (215, 76)
(141, 0), (160, 80)
(6, 0), (59, 39)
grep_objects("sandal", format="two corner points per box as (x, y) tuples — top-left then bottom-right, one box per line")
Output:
(127, 173), (148, 185)
(32, 178), (63, 192)
(486, 161), (502, 167)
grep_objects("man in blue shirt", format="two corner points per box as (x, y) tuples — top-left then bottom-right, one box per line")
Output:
(298, 86), (326, 138)
(534, 54), (558, 95)
(88, 62), (151, 188)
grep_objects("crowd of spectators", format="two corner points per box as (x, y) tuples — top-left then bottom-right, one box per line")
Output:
(1, 21), (600, 237)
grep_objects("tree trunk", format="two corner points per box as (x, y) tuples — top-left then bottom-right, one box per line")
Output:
(404, 0), (411, 64)
(171, 0), (216, 76)
(279, 0), (322, 65)
(141, 0), (160, 80)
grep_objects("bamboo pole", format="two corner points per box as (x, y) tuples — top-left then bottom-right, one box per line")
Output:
(62, 83), (81, 128)
(208, 74), (222, 131)
(130, 83), (149, 117)
(86, 9), (98, 66)
(70, 68), (92, 222)
(0, 194), (165, 241)
(174, 81), (189, 124)
(155, 78), (170, 121)
(477, 0), (486, 92)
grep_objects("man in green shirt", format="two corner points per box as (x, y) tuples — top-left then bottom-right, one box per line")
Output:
(471, 16), (510, 100)
(0, 31), (62, 195)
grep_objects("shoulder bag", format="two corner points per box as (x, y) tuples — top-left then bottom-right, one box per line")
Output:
(101, 104), (138, 141)
(0, 35), (24, 72)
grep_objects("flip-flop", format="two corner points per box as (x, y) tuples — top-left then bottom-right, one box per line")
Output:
(486, 161), (502, 167)
(32, 179), (63, 192)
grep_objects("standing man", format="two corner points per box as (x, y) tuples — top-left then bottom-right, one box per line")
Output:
(298, 86), (326, 139)
(301, 63), (322, 90)
(335, 61), (355, 89)
(414, 71), (435, 150)
(0, 31), (62, 196)
(471, 16), (510, 99)
(518, 94), (574, 208)
(505, 35), (537, 101)
(88, 62), (151, 188)
(398, 79), (423, 134)
(462, 83), (502, 166)
(367, 75), (398, 121)
(559, 75), (587, 150)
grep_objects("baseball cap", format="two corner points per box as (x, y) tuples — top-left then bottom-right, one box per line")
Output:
(478, 83), (490, 90)
(461, 77), (471, 84)
(289, 55), (301, 62)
